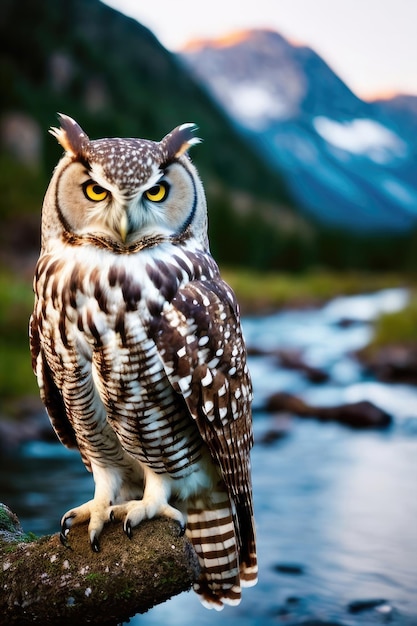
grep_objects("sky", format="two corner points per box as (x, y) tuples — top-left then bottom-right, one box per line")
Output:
(104, 0), (417, 100)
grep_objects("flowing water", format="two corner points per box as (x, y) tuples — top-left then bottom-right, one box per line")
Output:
(1, 288), (416, 625)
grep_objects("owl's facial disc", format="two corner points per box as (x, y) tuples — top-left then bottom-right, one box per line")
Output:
(56, 155), (197, 245)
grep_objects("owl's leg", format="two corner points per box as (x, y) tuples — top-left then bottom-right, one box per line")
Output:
(109, 465), (185, 537)
(61, 457), (144, 551)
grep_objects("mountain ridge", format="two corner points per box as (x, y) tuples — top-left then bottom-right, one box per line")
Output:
(180, 28), (417, 235)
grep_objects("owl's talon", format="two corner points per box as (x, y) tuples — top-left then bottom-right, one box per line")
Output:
(124, 520), (133, 540)
(90, 535), (100, 552)
(109, 510), (115, 523)
(61, 515), (73, 535)
(177, 519), (186, 537)
(60, 531), (72, 549)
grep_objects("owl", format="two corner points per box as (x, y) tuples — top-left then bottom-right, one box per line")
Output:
(30, 114), (257, 609)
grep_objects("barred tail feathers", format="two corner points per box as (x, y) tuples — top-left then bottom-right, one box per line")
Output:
(186, 491), (241, 610)
(240, 551), (258, 588)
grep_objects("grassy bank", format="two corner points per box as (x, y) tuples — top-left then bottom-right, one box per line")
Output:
(0, 271), (38, 406)
(360, 290), (417, 356)
(222, 268), (409, 314)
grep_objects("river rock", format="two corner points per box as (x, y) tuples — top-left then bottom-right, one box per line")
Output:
(258, 414), (293, 445)
(0, 403), (55, 451)
(265, 392), (392, 429)
(247, 346), (329, 383)
(275, 349), (329, 383)
(274, 563), (305, 575)
(359, 343), (417, 385)
(259, 428), (288, 445)
(347, 598), (389, 613)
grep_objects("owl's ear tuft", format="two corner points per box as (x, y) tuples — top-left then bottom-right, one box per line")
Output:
(161, 123), (202, 160)
(49, 113), (89, 158)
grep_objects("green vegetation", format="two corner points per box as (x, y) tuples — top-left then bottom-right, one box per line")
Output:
(0, 505), (19, 534)
(85, 572), (107, 585)
(363, 290), (417, 352)
(22, 531), (38, 543)
(0, 154), (47, 217)
(222, 268), (409, 313)
(0, 270), (37, 402)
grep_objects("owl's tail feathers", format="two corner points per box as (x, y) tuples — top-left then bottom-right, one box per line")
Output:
(236, 495), (258, 588)
(186, 492), (242, 610)
(240, 553), (258, 587)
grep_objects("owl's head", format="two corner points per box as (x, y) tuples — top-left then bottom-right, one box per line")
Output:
(42, 114), (208, 252)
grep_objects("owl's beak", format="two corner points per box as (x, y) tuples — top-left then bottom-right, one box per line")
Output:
(119, 213), (129, 243)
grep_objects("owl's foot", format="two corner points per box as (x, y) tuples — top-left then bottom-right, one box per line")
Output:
(109, 467), (185, 538)
(110, 499), (185, 538)
(60, 498), (112, 552)
(60, 457), (144, 551)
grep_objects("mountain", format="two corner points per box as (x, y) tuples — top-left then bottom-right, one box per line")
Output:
(181, 29), (417, 235)
(372, 94), (417, 144)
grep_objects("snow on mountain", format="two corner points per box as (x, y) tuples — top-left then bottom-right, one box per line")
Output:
(312, 117), (407, 164)
(180, 29), (417, 233)
(223, 83), (283, 130)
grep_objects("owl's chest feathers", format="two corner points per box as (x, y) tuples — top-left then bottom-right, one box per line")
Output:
(37, 242), (217, 352)
(38, 248), (179, 383)
(38, 246), (175, 336)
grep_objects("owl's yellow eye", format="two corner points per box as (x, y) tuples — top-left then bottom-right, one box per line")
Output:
(145, 182), (169, 203)
(83, 181), (109, 202)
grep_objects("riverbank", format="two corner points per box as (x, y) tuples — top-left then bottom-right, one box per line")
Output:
(357, 290), (417, 384)
(222, 268), (409, 314)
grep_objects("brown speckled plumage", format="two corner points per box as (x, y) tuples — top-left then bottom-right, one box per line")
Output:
(30, 115), (257, 609)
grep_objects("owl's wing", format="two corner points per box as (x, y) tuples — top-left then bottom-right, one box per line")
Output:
(150, 278), (253, 501)
(29, 314), (79, 453)
(151, 276), (257, 589)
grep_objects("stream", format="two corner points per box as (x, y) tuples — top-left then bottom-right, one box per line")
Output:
(1, 288), (416, 625)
